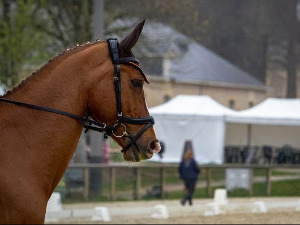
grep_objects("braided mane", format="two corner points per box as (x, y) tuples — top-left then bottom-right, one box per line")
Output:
(4, 40), (105, 96)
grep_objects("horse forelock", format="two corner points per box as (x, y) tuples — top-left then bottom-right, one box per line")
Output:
(4, 40), (106, 96)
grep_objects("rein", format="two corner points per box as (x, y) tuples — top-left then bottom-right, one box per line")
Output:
(0, 38), (155, 154)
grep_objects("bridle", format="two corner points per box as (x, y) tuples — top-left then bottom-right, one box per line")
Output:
(105, 38), (155, 153)
(0, 38), (155, 154)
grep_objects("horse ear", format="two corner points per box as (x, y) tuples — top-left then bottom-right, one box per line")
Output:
(120, 19), (145, 54)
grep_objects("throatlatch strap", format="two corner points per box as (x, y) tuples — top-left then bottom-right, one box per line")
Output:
(0, 97), (106, 132)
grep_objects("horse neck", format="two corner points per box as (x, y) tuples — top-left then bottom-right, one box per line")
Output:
(7, 47), (101, 114)
(2, 42), (108, 195)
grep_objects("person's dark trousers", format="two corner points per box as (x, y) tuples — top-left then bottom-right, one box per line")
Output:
(181, 178), (197, 205)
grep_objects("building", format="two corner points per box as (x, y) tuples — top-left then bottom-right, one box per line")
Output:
(265, 43), (300, 98)
(127, 20), (271, 110)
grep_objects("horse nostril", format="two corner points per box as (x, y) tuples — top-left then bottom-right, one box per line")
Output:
(150, 141), (161, 154)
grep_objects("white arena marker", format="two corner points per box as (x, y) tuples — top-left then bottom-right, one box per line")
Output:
(46, 192), (62, 212)
(91, 207), (111, 222)
(252, 201), (267, 213)
(45, 192), (63, 223)
(204, 189), (228, 216)
(151, 204), (169, 219)
(213, 189), (228, 206)
(296, 199), (300, 211)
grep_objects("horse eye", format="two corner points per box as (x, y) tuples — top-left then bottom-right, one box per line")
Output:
(131, 80), (143, 89)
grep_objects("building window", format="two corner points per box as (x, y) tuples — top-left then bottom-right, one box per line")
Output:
(164, 95), (170, 102)
(248, 101), (254, 108)
(229, 99), (235, 109)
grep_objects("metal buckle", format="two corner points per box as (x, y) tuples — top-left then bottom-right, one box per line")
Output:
(112, 123), (128, 138)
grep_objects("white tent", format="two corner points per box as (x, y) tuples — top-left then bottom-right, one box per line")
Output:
(225, 98), (300, 148)
(149, 95), (236, 164)
(226, 98), (300, 126)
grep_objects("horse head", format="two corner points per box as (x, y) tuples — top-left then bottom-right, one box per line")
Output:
(87, 20), (161, 162)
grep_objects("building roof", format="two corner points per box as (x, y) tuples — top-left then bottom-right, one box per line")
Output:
(168, 41), (265, 88)
(108, 19), (267, 89)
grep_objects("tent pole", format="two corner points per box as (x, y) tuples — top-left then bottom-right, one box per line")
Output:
(245, 124), (253, 165)
(247, 124), (252, 148)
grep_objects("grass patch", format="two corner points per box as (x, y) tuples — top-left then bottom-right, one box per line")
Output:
(271, 179), (300, 196)
(57, 165), (300, 202)
(109, 139), (120, 149)
(161, 179), (300, 200)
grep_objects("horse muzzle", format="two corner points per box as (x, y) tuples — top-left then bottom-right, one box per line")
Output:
(123, 138), (161, 162)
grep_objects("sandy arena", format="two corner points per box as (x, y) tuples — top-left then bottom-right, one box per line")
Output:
(45, 197), (300, 224)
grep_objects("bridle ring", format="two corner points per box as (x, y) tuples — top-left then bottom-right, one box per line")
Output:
(112, 123), (127, 138)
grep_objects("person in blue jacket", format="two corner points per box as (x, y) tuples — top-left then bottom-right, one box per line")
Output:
(178, 140), (200, 206)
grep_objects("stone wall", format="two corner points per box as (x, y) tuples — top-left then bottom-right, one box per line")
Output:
(144, 76), (268, 110)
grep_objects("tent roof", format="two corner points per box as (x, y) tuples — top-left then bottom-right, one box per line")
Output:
(226, 98), (300, 126)
(149, 95), (236, 117)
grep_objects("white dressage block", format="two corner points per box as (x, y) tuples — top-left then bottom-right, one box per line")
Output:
(45, 192), (63, 223)
(252, 201), (267, 213)
(205, 189), (228, 216)
(295, 199), (300, 211)
(91, 206), (111, 222)
(151, 204), (169, 219)
(46, 192), (62, 213)
(213, 189), (228, 205)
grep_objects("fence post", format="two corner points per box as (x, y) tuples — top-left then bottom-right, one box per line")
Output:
(110, 167), (116, 201)
(160, 167), (166, 199)
(206, 168), (211, 197)
(133, 167), (141, 200)
(266, 168), (272, 196)
(249, 168), (253, 196)
(83, 167), (89, 201)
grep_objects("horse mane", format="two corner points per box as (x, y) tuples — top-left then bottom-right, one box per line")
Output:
(3, 28), (139, 97)
(3, 40), (106, 97)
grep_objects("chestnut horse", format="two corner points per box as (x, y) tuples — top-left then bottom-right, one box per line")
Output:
(0, 20), (160, 223)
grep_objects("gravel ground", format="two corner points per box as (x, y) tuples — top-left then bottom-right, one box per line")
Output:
(45, 197), (300, 224)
